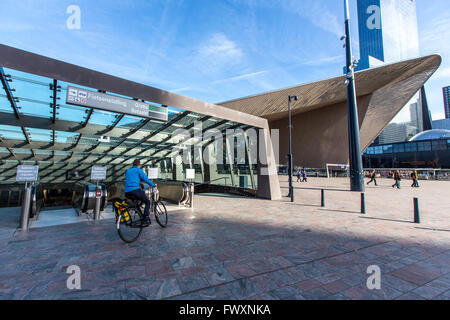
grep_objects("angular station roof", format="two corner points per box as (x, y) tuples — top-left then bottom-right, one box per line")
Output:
(219, 55), (442, 150)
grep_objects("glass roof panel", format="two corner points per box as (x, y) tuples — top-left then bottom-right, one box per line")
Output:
(116, 114), (145, 129)
(0, 125), (26, 140)
(57, 103), (91, 122)
(27, 127), (52, 143)
(13, 148), (32, 155)
(0, 94), (13, 113)
(55, 131), (79, 144)
(88, 108), (119, 126)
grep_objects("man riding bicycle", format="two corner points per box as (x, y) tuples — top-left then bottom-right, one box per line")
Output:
(125, 159), (156, 226)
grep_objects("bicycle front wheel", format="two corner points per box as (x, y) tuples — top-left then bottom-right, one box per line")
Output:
(154, 200), (168, 228)
(117, 207), (144, 243)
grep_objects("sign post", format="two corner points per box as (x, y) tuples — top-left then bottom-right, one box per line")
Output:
(16, 165), (39, 231)
(91, 167), (107, 220)
(186, 169), (196, 209)
(147, 168), (159, 180)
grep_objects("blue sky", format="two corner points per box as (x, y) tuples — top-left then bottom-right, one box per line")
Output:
(0, 0), (449, 121)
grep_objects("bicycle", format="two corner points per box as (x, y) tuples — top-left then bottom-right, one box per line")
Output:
(114, 186), (168, 243)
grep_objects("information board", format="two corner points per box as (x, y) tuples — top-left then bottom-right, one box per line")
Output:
(147, 168), (159, 180)
(186, 169), (196, 180)
(66, 85), (168, 121)
(16, 166), (39, 182)
(91, 166), (107, 181)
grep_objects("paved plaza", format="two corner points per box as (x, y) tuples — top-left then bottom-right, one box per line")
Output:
(0, 177), (449, 300)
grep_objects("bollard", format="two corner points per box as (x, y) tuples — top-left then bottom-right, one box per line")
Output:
(361, 193), (366, 214)
(414, 198), (420, 224)
(20, 186), (32, 231)
(190, 182), (195, 209)
(321, 189), (325, 207)
(94, 184), (101, 220)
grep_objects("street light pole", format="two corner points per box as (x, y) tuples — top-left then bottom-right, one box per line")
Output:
(344, 0), (365, 192)
(287, 95), (298, 202)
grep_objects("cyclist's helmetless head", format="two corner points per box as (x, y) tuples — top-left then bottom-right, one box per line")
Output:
(133, 159), (141, 168)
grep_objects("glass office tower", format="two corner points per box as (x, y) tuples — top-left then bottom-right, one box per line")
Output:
(444, 86), (450, 119)
(356, 0), (420, 71)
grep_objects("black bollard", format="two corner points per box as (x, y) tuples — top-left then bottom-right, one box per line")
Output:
(414, 198), (420, 224)
(321, 189), (325, 207)
(361, 193), (366, 214)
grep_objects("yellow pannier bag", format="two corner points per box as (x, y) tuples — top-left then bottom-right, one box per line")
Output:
(114, 200), (131, 223)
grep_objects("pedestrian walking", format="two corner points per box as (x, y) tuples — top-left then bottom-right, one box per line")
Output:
(301, 170), (308, 182)
(367, 169), (378, 186)
(297, 171), (302, 183)
(392, 170), (401, 189)
(411, 170), (420, 188)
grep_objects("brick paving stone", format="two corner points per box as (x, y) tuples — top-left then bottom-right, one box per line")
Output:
(226, 264), (258, 279)
(269, 286), (305, 300)
(171, 256), (196, 270)
(325, 293), (349, 300)
(295, 279), (322, 291)
(226, 278), (263, 299)
(170, 285), (235, 300)
(249, 274), (283, 293)
(203, 265), (235, 286)
(395, 292), (426, 300)
(342, 284), (384, 300)
(381, 274), (418, 293)
(390, 264), (442, 286)
(1, 177), (449, 300)
(298, 287), (331, 300)
(155, 279), (182, 299)
(434, 290), (450, 300)
(371, 283), (404, 300)
(322, 280), (351, 294)
(412, 278), (449, 299)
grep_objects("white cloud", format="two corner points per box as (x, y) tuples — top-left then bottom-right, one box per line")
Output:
(303, 55), (345, 66)
(194, 33), (244, 75)
(198, 33), (242, 61)
(433, 67), (450, 80)
(212, 70), (268, 85)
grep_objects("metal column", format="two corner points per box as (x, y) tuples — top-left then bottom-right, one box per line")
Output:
(94, 181), (101, 220)
(344, 0), (365, 192)
(20, 183), (32, 231)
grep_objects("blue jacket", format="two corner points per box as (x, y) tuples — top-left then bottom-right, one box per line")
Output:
(125, 166), (155, 193)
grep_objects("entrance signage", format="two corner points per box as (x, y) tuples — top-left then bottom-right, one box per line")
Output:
(147, 168), (159, 180)
(91, 166), (107, 181)
(66, 85), (168, 121)
(16, 165), (39, 182)
(186, 169), (195, 180)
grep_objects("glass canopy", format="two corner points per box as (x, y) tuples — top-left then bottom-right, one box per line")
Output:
(0, 67), (258, 190)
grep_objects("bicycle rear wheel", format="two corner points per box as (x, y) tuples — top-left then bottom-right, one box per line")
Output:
(154, 200), (168, 228)
(117, 206), (144, 243)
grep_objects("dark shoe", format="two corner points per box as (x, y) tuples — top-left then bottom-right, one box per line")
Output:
(141, 216), (151, 227)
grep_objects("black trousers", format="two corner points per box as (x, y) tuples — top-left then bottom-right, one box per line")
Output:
(125, 189), (150, 217)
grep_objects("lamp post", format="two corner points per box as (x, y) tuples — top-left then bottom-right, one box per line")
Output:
(343, 0), (365, 192)
(287, 95), (298, 202)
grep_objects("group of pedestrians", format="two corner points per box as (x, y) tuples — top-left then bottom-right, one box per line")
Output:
(296, 170), (308, 183)
(366, 169), (421, 189)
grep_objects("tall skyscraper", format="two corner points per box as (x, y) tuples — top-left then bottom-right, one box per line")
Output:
(356, 0), (423, 146)
(410, 102), (423, 133)
(444, 86), (450, 119)
(356, 0), (420, 71)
